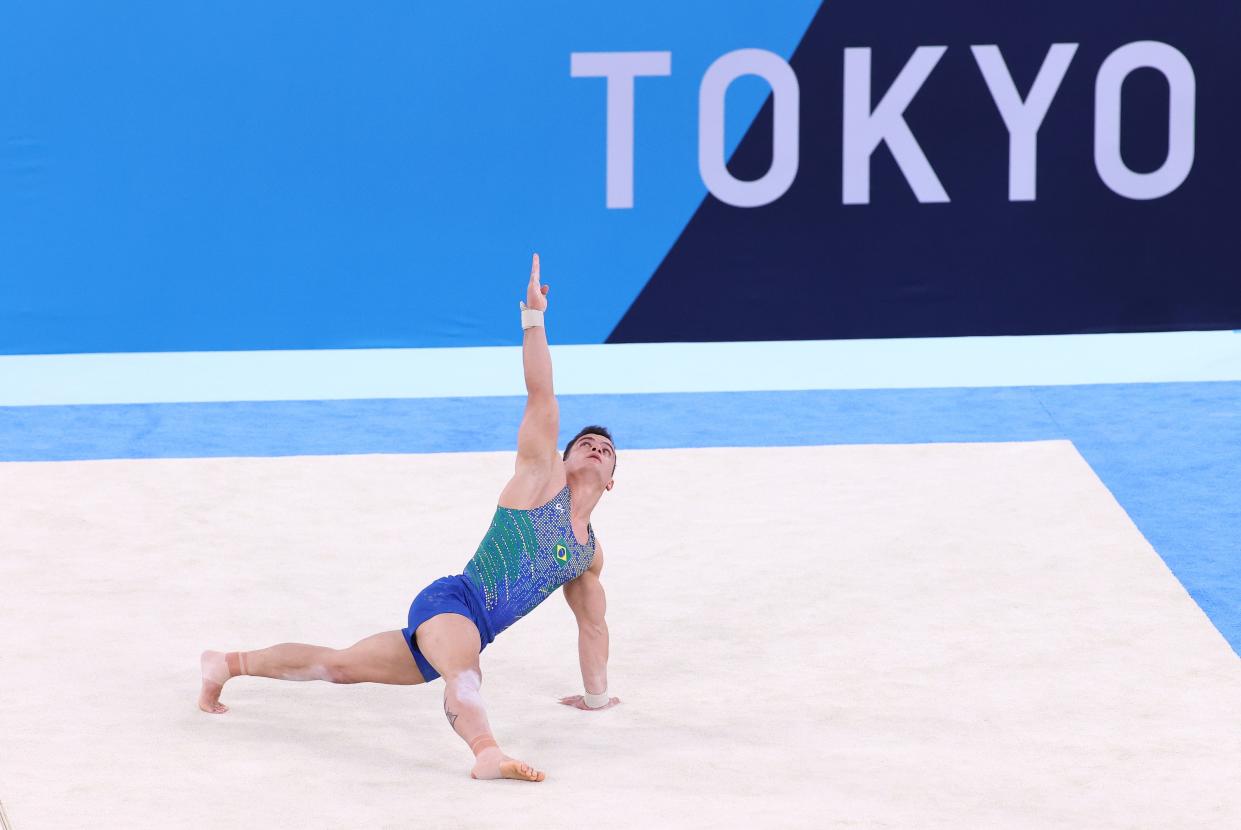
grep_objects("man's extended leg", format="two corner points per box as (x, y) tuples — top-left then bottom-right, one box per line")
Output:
(198, 630), (424, 713)
(415, 612), (546, 782)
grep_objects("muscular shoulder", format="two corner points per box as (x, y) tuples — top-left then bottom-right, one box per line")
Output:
(497, 458), (567, 510)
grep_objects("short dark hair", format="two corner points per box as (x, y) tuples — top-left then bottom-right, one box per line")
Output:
(563, 425), (617, 471)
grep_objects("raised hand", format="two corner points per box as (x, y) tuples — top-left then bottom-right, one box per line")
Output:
(558, 694), (621, 711)
(526, 253), (550, 312)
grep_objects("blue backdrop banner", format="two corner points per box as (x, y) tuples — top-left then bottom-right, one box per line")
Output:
(1, 2), (1237, 354)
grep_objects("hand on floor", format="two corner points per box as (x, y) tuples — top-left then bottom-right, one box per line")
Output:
(558, 695), (621, 711)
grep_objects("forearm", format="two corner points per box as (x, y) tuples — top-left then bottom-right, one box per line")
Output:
(577, 620), (609, 695)
(522, 325), (553, 397)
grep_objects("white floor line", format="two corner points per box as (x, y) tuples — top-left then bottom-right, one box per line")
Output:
(1, 330), (1238, 406)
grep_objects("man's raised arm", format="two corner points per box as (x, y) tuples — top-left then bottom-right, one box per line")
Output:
(515, 253), (559, 468)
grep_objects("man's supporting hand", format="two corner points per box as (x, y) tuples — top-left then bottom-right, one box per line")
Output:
(559, 694), (621, 711)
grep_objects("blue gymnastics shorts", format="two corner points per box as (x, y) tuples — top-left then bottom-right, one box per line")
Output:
(401, 574), (495, 682)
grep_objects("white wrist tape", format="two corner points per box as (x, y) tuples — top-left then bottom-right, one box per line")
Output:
(583, 690), (610, 709)
(519, 302), (544, 330)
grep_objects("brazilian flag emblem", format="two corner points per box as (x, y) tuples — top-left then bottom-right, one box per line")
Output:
(552, 540), (570, 567)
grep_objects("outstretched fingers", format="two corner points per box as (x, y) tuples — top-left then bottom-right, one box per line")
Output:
(532, 253), (548, 296)
(526, 253), (550, 309)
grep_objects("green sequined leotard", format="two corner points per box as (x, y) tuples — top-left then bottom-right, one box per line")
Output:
(462, 484), (596, 637)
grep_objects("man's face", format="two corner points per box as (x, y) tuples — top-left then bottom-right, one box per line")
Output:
(567, 433), (616, 488)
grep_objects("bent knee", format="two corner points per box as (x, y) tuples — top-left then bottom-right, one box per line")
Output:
(444, 667), (483, 695)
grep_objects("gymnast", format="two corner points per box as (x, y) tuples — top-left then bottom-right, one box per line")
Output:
(198, 253), (619, 782)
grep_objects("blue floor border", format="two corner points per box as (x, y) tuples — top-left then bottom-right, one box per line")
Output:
(2, 381), (1238, 657)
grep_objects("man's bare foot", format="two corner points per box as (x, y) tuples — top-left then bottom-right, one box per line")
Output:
(470, 747), (546, 782)
(198, 650), (231, 714)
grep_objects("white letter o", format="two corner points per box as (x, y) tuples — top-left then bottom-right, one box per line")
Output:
(698, 49), (800, 208)
(1094, 41), (1196, 200)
